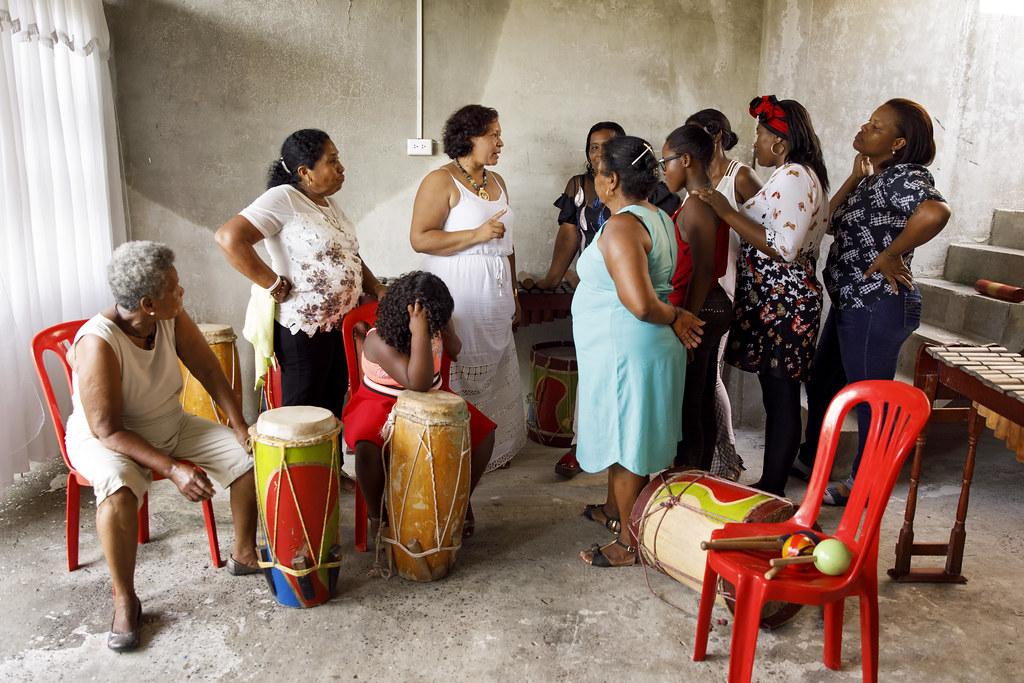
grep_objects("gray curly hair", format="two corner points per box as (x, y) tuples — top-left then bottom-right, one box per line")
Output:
(107, 241), (176, 311)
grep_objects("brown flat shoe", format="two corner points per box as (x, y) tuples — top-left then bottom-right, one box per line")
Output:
(226, 555), (260, 576)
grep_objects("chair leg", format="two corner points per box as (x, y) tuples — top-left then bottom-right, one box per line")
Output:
(66, 475), (80, 572)
(201, 499), (224, 568)
(693, 561), (719, 661)
(860, 585), (880, 683)
(823, 599), (845, 669)
(727, 576), (766, 683)
(354, 487), (368, 552)
(137, 493), (151, 544)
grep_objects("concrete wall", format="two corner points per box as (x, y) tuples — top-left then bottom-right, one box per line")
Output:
(758, 0), (1024, 277)
(103, 0), (764, 416)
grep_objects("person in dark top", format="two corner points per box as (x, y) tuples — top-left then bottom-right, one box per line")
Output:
(541, 122), (682, 481)
(792, 98), (951, 505)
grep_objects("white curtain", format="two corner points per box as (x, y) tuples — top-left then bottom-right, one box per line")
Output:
(0, 0), (127, 492)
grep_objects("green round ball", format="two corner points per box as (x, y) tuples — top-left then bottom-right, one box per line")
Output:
(813, 539), (852, 575)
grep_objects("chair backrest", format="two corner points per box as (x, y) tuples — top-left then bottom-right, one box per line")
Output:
(340, 300), (452, 394)
(795, 380), (931, 577)
(30, 319), (88, 469)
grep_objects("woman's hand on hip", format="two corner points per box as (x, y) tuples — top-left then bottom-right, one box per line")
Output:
(168, 461), (216, 502)
(269, 275), (292, 303)
(672, 308), (705, 349)
(864, 250), (913, 294)
(473, 209), (507, 244)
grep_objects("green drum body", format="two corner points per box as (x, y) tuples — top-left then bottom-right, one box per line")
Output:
(251, 406), (342, 608)
(526, 342), (578, 448)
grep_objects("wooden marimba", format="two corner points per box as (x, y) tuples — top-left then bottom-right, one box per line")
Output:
(889, 344), (1024, 583)
(516, 281), (575, 327)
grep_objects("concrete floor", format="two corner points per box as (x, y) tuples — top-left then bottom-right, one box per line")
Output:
(1, 423), (1022, 682)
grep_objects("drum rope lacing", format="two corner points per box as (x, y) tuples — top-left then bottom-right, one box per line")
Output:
(255, 438), (342, 577)
(636, 471), (741, 612)
(372, 409), (470, 577)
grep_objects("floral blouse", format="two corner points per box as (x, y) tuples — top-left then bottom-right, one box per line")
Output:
(825, 163), (945, 310)
(240, 185), (363, 336)
(726, 163), (829, 381)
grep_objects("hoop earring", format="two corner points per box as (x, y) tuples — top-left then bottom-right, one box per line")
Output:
(770, 141), (786, 156)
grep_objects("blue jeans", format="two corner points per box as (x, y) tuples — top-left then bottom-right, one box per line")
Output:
(799, 288), (922, 479)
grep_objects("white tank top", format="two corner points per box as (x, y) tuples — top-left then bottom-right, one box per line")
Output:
(441, 173), (514, 257)
(716, 159), (746, 302)
(65, 314), (185, 450)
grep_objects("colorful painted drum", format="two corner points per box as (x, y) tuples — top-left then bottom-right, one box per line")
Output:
(179, 323), (242, 424)
(526, 342), (578, 447)
(251, 406), (342, 608)
(630, 469), (804, 629)
(383, 391), (471, 582)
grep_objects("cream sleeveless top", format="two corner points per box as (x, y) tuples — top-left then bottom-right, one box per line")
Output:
(66, 314), (185, 450)
(716, 159), (746, 302)
(439, 173), (514, 257)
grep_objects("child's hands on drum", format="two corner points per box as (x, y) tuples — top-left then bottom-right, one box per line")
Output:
(672, 308), (705, 349)
(408, 300), (430, 337)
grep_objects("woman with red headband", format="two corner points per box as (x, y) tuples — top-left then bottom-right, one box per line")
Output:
(692, 96), (829, 497)
(792, 99), (950, 505)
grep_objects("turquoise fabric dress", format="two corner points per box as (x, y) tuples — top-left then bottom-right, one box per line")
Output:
(572, 204), (686, 476)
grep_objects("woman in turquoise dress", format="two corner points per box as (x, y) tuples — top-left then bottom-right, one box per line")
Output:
(574, 136), (704, 568)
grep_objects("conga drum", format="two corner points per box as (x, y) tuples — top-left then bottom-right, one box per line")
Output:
(179, 323), (242, 424)
(250, 406), (342, 608)
(630, 470), (804, 629)
(383, 391), (471, 582)
(526, 341), (577, 447)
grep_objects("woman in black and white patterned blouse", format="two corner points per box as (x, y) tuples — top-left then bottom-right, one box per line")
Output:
(794, 99), (951, 505)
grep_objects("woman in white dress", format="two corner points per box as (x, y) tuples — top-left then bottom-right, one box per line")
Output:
(410, 105), (526, 471)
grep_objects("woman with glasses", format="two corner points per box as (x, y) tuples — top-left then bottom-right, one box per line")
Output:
(574, 135), (703, 568)
(692, 96), (829, 497)
(684, 109), (762, 481)
(660, 124), (736, 473)
(410, 104), (526, 472)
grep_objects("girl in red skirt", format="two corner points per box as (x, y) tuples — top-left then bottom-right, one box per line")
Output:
(342, 271), (496, 537)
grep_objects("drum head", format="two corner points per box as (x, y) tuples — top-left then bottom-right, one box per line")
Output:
(395, 390), (469, 423)
(255, 406), (339, 441)
(197, 323), (237, 344)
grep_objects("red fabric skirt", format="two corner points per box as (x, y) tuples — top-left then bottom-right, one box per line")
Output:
(342, 384), (496, 451)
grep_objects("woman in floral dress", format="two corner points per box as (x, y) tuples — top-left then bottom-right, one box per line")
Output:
(217, 128), (386, 417)
(692, 96), (830, 497)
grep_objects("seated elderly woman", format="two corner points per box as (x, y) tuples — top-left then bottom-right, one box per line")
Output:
(65, 241), (258, 652)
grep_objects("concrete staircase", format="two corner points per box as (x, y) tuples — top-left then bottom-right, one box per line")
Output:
(900, 208), (1024, 377)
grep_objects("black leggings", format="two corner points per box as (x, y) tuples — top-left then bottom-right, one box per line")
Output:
(273, 322), (347, 419)
(755, 373), (802, 497)
(676, 285), (734, 470)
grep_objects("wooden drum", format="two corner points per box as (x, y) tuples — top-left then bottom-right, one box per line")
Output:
(526, 341), (578, 447)
(383, 391), (471, 582)
(630, 469), (804, 629)
(251, 406), (343, 608)
(179, 323), (242, 424)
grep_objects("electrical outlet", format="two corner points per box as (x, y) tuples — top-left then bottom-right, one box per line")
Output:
(407, 138), (434, 156)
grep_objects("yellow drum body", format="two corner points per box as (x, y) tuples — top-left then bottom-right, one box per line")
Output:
(385, 391), (471, 582)
(180, 323), (242, 424)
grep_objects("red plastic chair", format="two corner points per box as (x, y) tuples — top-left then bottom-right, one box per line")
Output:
(340, 301), (454, 552)
(693, 380), (931, 682)
(31, 320), (224, 572)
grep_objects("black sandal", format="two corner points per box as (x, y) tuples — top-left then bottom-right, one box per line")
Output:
(581, 503), (621, 534)
(581, 539), (638, 568)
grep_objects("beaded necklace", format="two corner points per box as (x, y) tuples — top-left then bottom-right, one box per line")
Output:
(454, 159), (490, 200)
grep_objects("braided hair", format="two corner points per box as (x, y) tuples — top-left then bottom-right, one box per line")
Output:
(375, 272), (455, 356)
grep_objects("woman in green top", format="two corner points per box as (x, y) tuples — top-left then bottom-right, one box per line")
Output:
(573, 135), (704, 567)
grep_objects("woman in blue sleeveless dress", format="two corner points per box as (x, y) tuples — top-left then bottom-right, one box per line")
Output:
(573, 136), (704, 568)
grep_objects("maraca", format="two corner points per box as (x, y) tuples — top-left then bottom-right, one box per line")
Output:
(701, 529), (820, 553)
(764, 538), (852, 580)
(781, 530), (821, 558)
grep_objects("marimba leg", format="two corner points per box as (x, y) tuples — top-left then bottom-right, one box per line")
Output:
(889, 374), (935, 580)
(944, 403), (983, 579)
